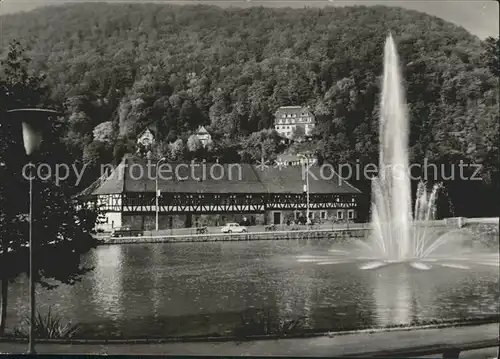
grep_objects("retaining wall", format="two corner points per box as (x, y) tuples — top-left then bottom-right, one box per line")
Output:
(101, 228), (367, 245)
(99, 218), (498, 245)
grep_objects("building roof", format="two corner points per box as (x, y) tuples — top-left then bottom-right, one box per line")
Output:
(138, 122), (157, 138)
(277, 154), (303, 162)
(92, 155), (361, 195)
(196, 125), (209, 134)
(277, 153), (317, 162)
(275, 106), (314, 117)
(257, 165), (359, 194)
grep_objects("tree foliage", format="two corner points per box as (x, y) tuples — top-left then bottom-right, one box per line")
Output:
(0, 3), (497, 216)
(0, 42), (99, 335)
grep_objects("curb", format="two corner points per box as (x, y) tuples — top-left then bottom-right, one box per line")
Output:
(1, 318), (498, 345)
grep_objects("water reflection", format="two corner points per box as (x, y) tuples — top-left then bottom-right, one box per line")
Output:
(371, 265), (414, 326)
(428, 264), (500, 320)
(150, 247), (162, 318)
(274, 260), (316, 328)
(88, 245), (124, 322)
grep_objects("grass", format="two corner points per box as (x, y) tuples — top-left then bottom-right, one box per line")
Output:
(13, 307), (80, 339)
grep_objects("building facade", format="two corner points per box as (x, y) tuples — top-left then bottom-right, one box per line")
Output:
(91, 155), (362, 232)
(137, 123), (157, 148)
(276, 153), (318, 167)
(194, 126), (212, 147)
(274, 106), (315, 139)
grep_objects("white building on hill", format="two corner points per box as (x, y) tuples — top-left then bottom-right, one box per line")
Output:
(274, 106), (315, 139)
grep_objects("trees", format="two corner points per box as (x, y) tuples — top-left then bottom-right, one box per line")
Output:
(186, 135), (202, 153)
(92, 121), (114, 145)
(481, 37), (499, 77)
(168, 138), (185, 160)
(0, 41), (99, 335)
(239, 129), (285, 163)
(0, 3), (497, 215)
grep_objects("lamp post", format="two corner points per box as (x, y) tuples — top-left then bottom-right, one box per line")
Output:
(298, 153), (310, 225)
(155, 157), (166, 232)
(5, 108), (59, 355)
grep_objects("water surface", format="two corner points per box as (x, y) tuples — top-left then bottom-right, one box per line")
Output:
(7, 239), (499, 337)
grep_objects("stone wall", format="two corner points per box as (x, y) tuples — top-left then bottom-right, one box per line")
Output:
(103, 228), (366, 244)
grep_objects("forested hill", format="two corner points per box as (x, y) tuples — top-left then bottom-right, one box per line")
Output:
(1, 3), (498, 216)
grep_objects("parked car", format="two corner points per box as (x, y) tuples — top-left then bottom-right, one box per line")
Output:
(111, 226), (142, 237)
(221, 222), (247, 233)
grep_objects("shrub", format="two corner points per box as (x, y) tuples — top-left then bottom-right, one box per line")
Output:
(14, 306), (80, 339)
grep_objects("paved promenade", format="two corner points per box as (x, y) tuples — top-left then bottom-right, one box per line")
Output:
(1, 323), (498, 356)
(142, 222), (370, 237)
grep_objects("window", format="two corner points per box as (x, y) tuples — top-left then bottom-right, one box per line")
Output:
(348, 210), (355, 220)
(321, 211), (327, 219)
(308, 212), (314, 219)
(336, 210), (344, 220)
(295, 212), (301, 219)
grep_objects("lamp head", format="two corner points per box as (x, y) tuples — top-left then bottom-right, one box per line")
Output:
(5, 109), (61, 156)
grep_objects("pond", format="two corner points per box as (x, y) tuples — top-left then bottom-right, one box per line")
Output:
(6, 238), (499, 338)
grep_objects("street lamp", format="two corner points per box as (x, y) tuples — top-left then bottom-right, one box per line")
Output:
(155, 157), (166, 231)
(5, 108), (60, 355)
(297, 153), (310, 225)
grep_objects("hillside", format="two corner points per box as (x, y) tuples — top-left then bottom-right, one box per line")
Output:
(0, 3), (498, 216)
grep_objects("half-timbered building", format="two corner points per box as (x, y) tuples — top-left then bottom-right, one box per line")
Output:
(90, 155), (362, 231)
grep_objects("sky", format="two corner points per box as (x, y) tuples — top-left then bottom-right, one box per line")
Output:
(0, 0), (498, 39)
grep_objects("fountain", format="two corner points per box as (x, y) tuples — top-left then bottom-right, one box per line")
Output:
(362, 34), (498, 271)
(296, 34), (497, 272)
(294, 34), (498, 272)
(365, 34), (455, 270)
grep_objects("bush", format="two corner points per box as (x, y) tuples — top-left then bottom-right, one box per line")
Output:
(14, 307), (80, 339)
